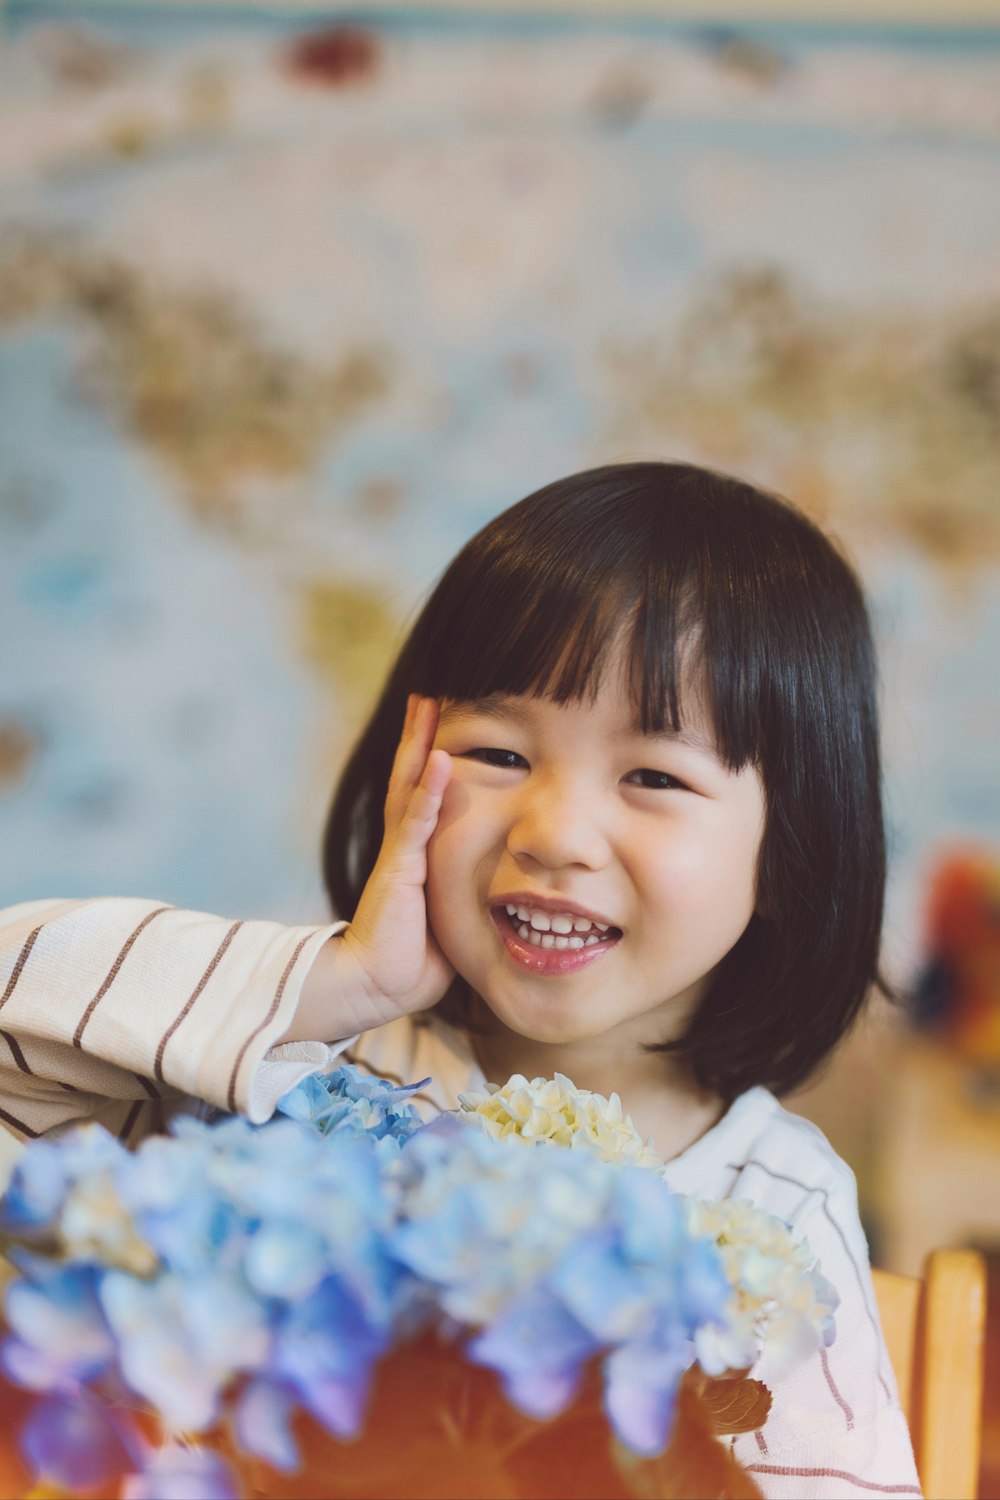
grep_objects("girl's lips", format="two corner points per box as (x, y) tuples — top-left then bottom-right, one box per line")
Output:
(491, 906), (619, 975)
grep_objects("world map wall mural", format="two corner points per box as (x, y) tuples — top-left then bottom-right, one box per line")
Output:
(1, 4), (999, 985)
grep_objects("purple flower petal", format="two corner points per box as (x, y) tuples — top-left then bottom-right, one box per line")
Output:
(234, 1378), (299, 1472)
(3, 1334), (76, 1391)
(301, 1373), (369, 1439)
(122, 1443), (240, 1500)
(603, 1342), (690, 1457)
(469, 1287), (596, 1419)
(20, 1392), (132, 1491)
(5, 1267), (114, 1384)
(470, 1288), (596, 1379)
(502, 1361), (583, 1420)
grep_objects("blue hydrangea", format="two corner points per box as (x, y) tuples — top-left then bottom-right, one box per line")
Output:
(395, 1117), (730, 1452)
(0, 1062), (771, 1492)
(274, 1064), (427, 1157)
(0, 1065), (420, 1490)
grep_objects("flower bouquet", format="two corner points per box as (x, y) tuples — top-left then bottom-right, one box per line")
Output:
(0, 1068), (838, 1500)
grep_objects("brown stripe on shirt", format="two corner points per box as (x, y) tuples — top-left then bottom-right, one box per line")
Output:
(118, 1099), (145, 1144)
(0, 1029), (31, 1075)
(73, 906), (172, 1048)
(820, 1343), (855, 1428)
(226, 932), (314, 1113)
(0, 924), (44, 1014)
(0, 1103), (41, 1139)
(154, 921), (244, 1083)
(746, 1464), (920, 1495)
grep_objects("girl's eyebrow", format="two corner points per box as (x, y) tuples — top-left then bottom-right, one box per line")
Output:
(437, 696), (529, 728)
(640, 720), (721, 758)
(438, 696), (721, 758)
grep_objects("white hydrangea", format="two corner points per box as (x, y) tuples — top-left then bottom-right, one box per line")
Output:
(684, 1196), (839, 1375)
(457, 1073), (664, 1172)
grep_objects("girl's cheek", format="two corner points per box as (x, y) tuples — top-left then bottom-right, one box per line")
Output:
(425, 814), (475, 968)
(426, 782), (480, 905)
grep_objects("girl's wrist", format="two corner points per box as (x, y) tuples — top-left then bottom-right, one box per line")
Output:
(282, 928), (378, 1045)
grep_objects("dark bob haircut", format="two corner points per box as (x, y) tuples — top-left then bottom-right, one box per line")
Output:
(323, 460), (887, 1103)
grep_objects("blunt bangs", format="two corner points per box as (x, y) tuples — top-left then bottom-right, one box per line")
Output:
(323, 461), (887, 1102)
(407, 464), (781, 773)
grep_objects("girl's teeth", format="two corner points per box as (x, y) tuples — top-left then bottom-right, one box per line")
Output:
(512, 916), (613, 949)
(504, 905), (616, 938)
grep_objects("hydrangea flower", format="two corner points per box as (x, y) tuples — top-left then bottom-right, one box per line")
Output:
(457, 1072), (664, 1171)
(0, 1066), (420, 1491)
(121, 1442), (240, 1500)
(0, 1063), (841, 1491)
(394, 1117), (617, 1324)
(2, 1260), (116, 1396)
(396, 1116), (730, 1454)
(684, 1196), (840, 1375)
(0, 1125), (157, 1273)
(274, 1064), (426, 1159)
(20, 1389), (139, 1493)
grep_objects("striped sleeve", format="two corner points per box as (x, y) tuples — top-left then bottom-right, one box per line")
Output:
(0, 897), (344, 1140)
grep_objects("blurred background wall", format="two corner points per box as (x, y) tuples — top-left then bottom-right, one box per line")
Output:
(2, 0), (999, 1402)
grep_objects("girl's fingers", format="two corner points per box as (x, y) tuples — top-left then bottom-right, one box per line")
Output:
(389, 695), (417, 780)
(403, 691), (418, 737)
(392, 747), (451, 858)
(385, 696), (439, 831)
(385, 697), (417, 812)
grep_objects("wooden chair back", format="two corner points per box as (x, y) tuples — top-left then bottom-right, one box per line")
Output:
(872, 1248), (987, 1500)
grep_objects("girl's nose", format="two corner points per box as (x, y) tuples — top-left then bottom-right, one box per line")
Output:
(506, 778), (611, 873)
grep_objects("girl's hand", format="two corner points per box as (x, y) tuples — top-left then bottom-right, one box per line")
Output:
(286, 696), (454, 1042)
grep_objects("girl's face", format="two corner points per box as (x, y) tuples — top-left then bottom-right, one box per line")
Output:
(426, 651), (766, 1054)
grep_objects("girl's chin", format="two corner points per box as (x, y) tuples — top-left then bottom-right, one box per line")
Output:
(473, 991), (610, 1050)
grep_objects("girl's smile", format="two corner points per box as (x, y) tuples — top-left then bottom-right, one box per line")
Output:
(491, 892), (621, 975)
(425, 652), (767, 1064)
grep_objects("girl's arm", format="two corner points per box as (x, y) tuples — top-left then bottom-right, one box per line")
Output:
(0, 696), (454, 1146)
(0, 897), (347, 1145)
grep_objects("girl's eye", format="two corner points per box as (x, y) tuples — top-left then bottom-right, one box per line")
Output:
(626, 768), (688, 791)
(465, 748), (528, 770)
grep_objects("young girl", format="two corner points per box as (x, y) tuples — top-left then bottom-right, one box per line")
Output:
(0, 462), (920, 1497)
